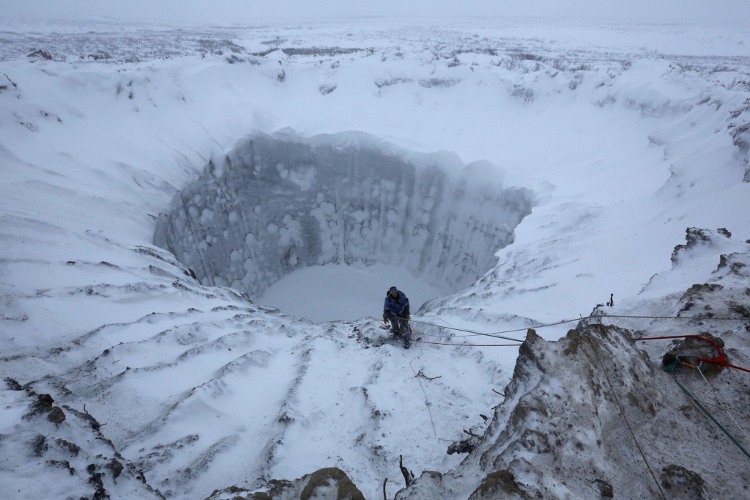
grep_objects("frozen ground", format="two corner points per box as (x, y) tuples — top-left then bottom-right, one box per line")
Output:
(257, 263), (443, 323)
(1, 17), (749, 499)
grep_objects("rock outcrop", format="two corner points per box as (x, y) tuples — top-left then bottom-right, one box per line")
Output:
(206, 467), (365, 500)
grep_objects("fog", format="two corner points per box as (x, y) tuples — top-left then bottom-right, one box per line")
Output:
(2, 0), (749, 25)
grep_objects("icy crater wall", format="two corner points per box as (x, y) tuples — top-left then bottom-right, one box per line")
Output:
(154, 133), (534, 299)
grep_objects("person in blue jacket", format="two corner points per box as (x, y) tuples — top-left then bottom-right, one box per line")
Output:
(383, 286), (411, 348)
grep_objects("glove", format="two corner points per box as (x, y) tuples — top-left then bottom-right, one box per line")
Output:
(403, 311), (410, 320)
(383, 314), (388, 324)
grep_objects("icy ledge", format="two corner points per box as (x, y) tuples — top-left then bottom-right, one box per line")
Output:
(154, 131), (534, 300)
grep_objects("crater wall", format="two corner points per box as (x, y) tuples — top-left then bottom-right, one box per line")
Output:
(154, 132), (534, 299)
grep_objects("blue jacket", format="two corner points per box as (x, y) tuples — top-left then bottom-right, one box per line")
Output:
(384, 290), (409, 317)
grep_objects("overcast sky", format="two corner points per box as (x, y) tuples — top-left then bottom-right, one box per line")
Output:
(1, 0), (749, 25)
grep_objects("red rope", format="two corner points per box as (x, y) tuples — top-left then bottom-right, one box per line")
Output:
(726, 363), (750, 374)
(637, 335), (750, 374)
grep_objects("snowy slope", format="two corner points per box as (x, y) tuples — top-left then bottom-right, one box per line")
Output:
(1, 18), (750, 499)
(402, 229), (750, 499)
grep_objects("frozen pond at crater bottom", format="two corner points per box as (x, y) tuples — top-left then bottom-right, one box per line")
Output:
(256, 262), (444, 323)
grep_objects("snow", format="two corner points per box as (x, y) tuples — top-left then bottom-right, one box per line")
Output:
(1, 15), (749, 500)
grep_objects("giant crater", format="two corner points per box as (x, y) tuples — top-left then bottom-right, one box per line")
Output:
(154, 132), (535, 314)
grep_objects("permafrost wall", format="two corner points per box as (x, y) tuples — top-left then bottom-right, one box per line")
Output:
(154, 132), (534, 299)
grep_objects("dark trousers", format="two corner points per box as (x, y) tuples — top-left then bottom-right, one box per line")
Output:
(386, 314), (410, 340)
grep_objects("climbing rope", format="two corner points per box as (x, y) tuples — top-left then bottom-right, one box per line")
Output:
(588, 336), (667, 500)
(408, 356), (437, 438)
(664, 359), (750, 460)
(390, 310), (750, 484)
(416, 339), (522, 347)
(408, 316), (576, 342)
(405, 313), (747, 345)
(599, 313), (747, 322)
(695, 367), (750, 442)
(392, 311), (750, 478)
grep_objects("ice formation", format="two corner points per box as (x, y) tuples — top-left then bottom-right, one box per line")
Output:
(154, 132), (534, 300)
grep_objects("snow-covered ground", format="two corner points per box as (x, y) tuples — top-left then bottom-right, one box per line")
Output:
(1, 17), (749, 499)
